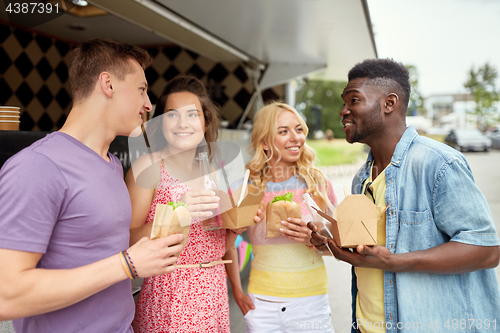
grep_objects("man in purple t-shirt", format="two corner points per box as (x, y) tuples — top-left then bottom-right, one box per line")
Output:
(0, 39), (185, 332)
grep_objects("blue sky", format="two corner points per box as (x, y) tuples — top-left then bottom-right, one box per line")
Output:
(367, 0), (500, 97)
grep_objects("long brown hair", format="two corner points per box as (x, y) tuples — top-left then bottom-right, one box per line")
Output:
(148, 76), (220, 159)
(246, 102), (332, 211)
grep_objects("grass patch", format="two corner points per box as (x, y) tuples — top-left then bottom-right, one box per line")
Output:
(307, 139), (366, 166)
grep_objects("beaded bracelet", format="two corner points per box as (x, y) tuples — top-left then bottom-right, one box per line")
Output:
(121, 251), (137, 279)
(125, 250), (139, 279)
(119, 252), (134, 280)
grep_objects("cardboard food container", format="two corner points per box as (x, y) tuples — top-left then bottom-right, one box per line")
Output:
(150, 203), (191, 248)
(266, 197), (302, 238)
(313, 195), (388, 248)
(218, 182), (265, 230)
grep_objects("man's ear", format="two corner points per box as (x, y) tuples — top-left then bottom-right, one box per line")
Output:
(99, 72), (113, 98)
(384, 93), (399, 114)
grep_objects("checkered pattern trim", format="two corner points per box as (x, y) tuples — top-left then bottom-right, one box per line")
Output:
(1, 24), (73, 131)
(1, 23), (284, 131)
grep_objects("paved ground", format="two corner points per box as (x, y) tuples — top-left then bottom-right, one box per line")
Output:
(2, 151), (500, 333)
(0, 322), (13, 333)
(461, 150), (500, 283)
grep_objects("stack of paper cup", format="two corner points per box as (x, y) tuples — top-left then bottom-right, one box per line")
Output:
(0, 106), (21, 130)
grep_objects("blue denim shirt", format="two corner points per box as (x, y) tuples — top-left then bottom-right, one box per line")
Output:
(350, 126), (500, 333)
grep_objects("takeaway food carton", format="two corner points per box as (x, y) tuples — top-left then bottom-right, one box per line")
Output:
(218, 170), (265, 229)
(313, 195), (389, 248)
(218, 184), (264, 229)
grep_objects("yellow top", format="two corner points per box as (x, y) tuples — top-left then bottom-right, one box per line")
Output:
(248, 243), (327, 297)
(356, 166), (387, 333)
(246, 179), (331, 298)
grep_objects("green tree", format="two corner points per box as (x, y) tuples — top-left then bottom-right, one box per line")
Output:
(294, 79), (346, 139)
(406, 65), (426, 116)
(464, 62), (499, 128)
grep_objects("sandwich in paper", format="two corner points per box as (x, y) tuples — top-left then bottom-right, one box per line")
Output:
(150, 201), (191, 247)
(266, 193), (302, 238)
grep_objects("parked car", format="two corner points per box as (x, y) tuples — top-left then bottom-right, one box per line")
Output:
(444, 129), (492, 152)
(486, 126), (500, 149)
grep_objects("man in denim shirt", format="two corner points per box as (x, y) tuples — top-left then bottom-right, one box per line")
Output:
(310, 59), (500, 332)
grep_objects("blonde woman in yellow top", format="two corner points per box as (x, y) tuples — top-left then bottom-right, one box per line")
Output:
(228, 102), (338, 333)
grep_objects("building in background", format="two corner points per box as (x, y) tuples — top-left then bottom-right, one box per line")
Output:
(423, 93), (500, 133)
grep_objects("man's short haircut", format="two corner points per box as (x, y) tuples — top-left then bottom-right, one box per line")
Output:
(69, 39), (152, 103)
(348, 58), (411, 108)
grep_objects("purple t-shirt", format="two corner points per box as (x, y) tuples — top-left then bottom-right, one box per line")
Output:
(0, 132), (134, 333)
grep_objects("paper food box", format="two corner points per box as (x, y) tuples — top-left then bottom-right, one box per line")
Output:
(218, 177), (265, 230)
(266, 193), (302, 238)
(313, 195), (388, 248)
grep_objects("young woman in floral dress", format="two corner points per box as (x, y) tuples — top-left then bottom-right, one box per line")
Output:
(126, 76), (237, 332)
